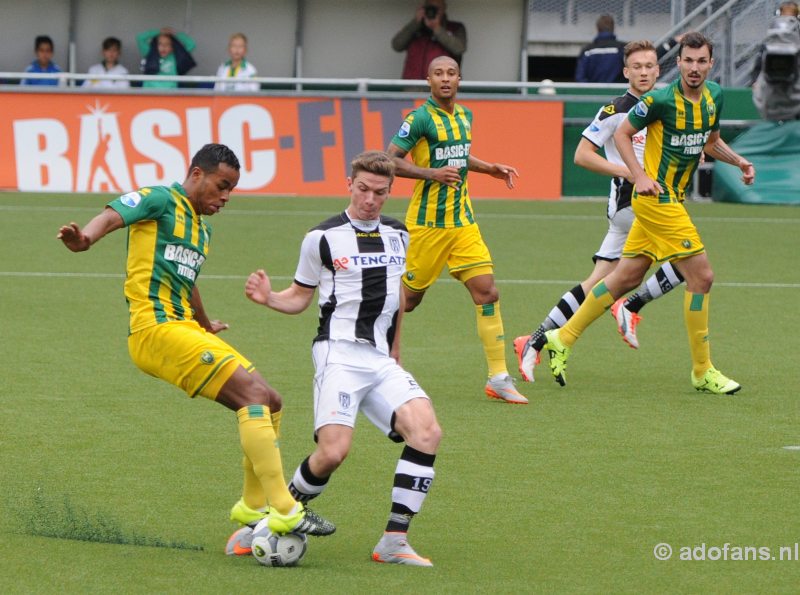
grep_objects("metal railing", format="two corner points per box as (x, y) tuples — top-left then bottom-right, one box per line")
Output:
(1, 71), (634, 96)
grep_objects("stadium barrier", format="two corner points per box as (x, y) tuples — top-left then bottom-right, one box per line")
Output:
(0, 86), (563, 199)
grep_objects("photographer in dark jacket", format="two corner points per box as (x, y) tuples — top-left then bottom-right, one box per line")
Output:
(392, 0), (467, 80)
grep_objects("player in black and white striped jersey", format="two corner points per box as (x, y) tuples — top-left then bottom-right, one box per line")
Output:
(515, 40), (685, 382)
(245, 150), (440, 567)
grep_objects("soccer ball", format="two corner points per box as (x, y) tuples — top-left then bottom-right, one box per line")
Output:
(250, 518), (308, 567)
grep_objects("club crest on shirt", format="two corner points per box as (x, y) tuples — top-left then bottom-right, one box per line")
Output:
(707, 103), (716, 116)
(120, 191), (142, 208)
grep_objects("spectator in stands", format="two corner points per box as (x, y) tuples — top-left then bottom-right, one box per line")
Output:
(575, 15), (626, 83)
(83, 37), (130, 89)
(391, 0), (467, 80)
(22, 35), (64, 86)
(748, 1), (799, 85)
(214, 33), (259, 92)
(137, 27), (196, 88)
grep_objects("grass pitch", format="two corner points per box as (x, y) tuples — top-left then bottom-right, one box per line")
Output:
(1, 193), (798, 593)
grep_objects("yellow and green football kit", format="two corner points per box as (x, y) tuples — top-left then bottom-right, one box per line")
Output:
(108, 183), (249, 398)
(391, 97), (494, 289)
(391, 98), (509, 381)
(623, 79), (722, 262)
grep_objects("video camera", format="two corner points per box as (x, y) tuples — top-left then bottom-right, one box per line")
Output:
(753, 15), (800, 120)
(424, 4), (439, 19)
(761, 16), (800, 83)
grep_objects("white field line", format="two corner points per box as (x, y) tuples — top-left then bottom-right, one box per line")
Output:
(1, 271), (797, 289)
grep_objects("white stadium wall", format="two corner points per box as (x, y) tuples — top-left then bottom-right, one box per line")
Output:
(0, 0), (523, 82)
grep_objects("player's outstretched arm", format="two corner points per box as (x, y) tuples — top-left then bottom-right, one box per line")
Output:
(245, 270), (315, 315)
(703, 133), (755, 186)
(614, 120), (663, 196)
(574, 138), (632, 181)
(386, 142), (461, 188)
(467, 155), (519, 189)
(57, 207), (124, 252)
(190, 285), (229, 334)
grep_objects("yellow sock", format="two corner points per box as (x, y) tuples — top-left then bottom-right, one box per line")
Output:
(560, 281), (615, 347)
(241, 455), (266, 511)
(684, 291), (711, 378)
(475, 301), (507, 377)
(236, 405), (295, 515)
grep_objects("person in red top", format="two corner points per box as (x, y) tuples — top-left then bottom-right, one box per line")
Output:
(391, 0), (467, 80)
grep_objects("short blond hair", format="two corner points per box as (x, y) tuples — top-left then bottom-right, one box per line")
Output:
(624, 40), (657, 64)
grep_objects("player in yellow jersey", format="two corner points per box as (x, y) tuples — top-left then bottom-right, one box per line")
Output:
(387, 55), (528, 405)
(57, 144), (335, 555)
(542, 33), (755, 395)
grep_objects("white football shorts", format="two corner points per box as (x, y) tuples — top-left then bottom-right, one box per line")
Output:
(594, 205), (635, 261)
(311, 340), (429, 439)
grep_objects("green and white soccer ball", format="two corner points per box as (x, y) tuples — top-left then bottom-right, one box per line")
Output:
(250, 518), (308, 567)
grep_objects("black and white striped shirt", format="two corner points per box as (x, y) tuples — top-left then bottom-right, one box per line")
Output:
(294, 211), (409, 356)
(581, 91), (648, 216)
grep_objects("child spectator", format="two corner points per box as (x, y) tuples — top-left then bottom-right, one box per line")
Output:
(137, 27), (196, 88)
(214, 33), (259, 92)
(84, 37), (130, 88)
(22, 35), (64, 86)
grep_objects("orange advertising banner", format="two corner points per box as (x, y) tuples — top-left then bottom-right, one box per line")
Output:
(0, 92), (562, 199)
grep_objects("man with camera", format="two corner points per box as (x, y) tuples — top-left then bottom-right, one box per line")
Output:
(752, 2), (800, 121)
(391, 0), (467, 80)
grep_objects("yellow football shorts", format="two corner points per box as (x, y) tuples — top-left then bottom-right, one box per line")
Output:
(128, 320), (253, 399)
(622, 195), (705, 263)
(403, 223), (494, 291)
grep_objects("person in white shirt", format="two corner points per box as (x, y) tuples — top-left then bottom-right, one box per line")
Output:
(214, 33), (259, 92)
(243, 151), (441, 567)
(83, 37), (130, 88)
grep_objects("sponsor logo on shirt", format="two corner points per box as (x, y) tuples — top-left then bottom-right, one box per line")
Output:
(435, 143), (470, 160)
(670, 131), (711, 155)
(398, 121), (411, 138)
(349, 254), (406, 267)
(589, 123), (601, 132)
(164, 244), (206, 281)
(634, 101), (649, 117)
(120, 191), (141, 207)
(435, 143), (470, 169)
(200, 351), (215, 364)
